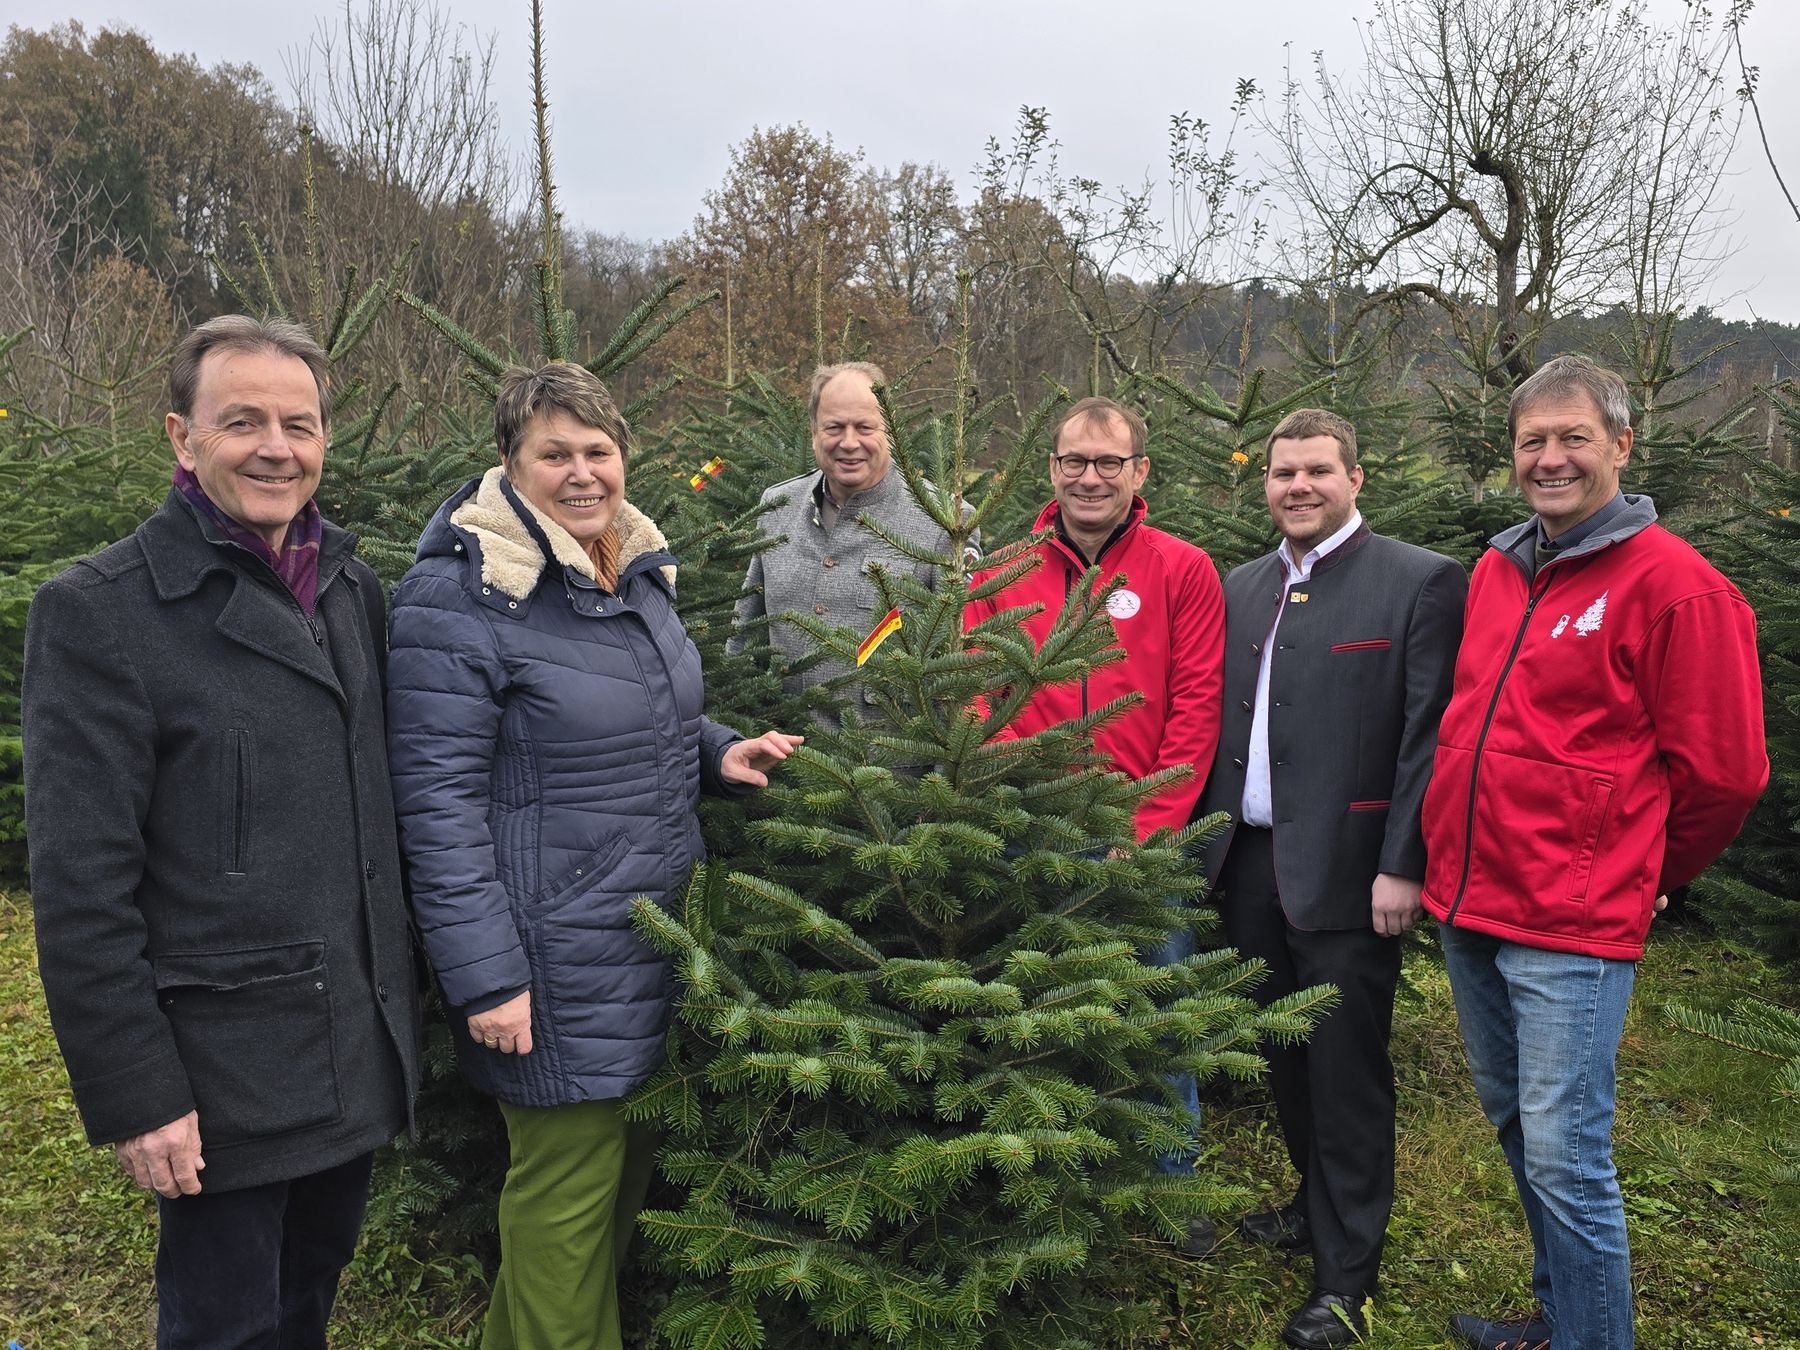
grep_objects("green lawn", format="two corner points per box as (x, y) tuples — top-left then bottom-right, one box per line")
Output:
(3, 888), (1795, 1348)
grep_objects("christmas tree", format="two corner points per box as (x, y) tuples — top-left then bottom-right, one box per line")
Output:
(626, 295), (1328, 1349)
(1691, 382), (1800, 974)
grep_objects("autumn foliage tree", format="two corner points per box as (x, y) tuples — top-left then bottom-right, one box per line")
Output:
(661, 124), (977, 387)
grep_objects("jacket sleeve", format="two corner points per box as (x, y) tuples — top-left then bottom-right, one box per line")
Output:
(699, 716), (752, 798)
(922, 504), (982, 592)
(22, 577), (194, 1145)
(385, 572), (531, 1011)
(726, 547), (765, 659)
(1136, 552), (1226, 840)
(1635, 587), (1768, 893)
(1379, 556), (1468, 879)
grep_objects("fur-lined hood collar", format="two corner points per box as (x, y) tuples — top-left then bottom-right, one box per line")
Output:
(432, 466), (675, 601)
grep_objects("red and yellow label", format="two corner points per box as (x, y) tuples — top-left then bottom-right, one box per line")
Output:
(855, 607), (903, 666)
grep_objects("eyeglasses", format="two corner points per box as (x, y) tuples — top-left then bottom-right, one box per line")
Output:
(1050, 453), (1143, 480)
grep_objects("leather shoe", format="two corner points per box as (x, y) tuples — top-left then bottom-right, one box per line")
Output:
(1239, 1201), (1311, 1250)
(1177, 1215), (1220, 1257)
(1282, 1290), (1365, 1348)
(1448, 1310), (1552, 1349)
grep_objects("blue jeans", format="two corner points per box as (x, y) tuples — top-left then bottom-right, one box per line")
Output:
(1150, 915), (1203, 1175)
(1440, 924), (1636, 1349)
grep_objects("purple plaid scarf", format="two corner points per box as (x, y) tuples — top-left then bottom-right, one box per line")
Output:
(174, 465), (324, 614)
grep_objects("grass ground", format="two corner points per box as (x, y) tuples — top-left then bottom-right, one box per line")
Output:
(3, 887), (1795, 1349)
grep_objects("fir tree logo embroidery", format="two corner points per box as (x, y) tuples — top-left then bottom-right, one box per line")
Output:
(1551, 614), (1570, 638)
(1573, 591), (1608, 636)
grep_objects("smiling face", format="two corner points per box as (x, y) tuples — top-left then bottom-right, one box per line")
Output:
(811, 371), (893, 499)
(1264, 433), (1363, 555)
(1512, 395), (1633, 539)
(505, 410), (626, 546)
(165, 347), (326, 551)
(1050, 411), (1150, 558)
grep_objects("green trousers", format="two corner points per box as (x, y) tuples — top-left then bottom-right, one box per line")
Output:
(482, 1098), (659, 1350)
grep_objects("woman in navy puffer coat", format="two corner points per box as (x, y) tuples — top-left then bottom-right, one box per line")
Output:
(387, 363), (799, 1350)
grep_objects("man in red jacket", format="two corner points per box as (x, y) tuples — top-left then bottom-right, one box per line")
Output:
(1420, 355), (1767, 1350)
(964, 396), (1225, 1251)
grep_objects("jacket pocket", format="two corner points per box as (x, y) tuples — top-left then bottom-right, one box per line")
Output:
(1564, 778), (1614, 904)
(1330, 639), (1392, 653)
(224, 728), (253, 876)
(529, 831), (634, 916)
(152, 940), (342, 1147)
(1459, 749), (1615, 935)
(1348, 799), (1391, 812)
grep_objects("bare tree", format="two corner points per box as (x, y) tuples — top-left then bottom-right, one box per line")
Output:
(0, 159), (176, 425)
(966, 102), (1267, 388)
(284, 0), (527, 398)
(871, 161), (964, 347)
(1269, 0), (1740, 386)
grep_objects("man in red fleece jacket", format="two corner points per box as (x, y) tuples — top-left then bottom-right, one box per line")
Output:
(1420, 355), (1767, 1350)
(964, 396), (1225, 1252)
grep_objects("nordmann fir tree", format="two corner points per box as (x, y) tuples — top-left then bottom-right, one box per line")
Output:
(627, 285), (1328, 1350)
(627, 370), (843, 736)
(1691, 381), (1800, 977)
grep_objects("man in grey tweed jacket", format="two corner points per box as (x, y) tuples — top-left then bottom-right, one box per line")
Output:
(731, 362), (969, 702)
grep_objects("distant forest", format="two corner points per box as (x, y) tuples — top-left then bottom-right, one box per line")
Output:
(3, 11), (1796, 466)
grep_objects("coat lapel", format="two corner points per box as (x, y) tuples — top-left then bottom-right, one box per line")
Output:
(140, 491), (347, 701)
(212, 571), (343, 698)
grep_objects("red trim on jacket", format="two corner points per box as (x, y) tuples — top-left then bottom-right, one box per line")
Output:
(964, 498), (1225, 842)
(1420, 520), (1766, 959)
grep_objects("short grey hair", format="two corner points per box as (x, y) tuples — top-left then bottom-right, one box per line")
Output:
(170, 315), (331, 425)
(807, 361), (888, 424)
(1509, 354), (1632, 442)
(494, 363), (632, 462)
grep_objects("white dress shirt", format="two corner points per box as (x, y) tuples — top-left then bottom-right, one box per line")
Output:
(1240, 511), (1364, 828)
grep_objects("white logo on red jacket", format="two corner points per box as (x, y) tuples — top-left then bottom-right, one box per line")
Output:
(1106, 589), (1142, 620)
(1549, 591), (1608, 639)
(1573, 591), (1608, 636)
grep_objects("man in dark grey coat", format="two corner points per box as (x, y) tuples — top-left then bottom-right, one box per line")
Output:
(22, 315), (419, 1348)
(1197, 409), (1465, 1348)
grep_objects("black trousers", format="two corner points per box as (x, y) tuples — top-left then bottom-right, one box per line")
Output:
(1218, 827), (1401, 1299)
(154, 1150), (374, 1349)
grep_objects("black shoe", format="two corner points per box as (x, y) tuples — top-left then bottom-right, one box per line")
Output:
(1176, 1216), (1220, 1257)
(1282, 1290), (1366, 1348)
(1447, 1310), (1552, 1349)
(1239, 1201), (1311, 1251)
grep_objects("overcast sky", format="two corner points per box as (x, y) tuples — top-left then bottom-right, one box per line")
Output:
(20, 0), (1800, 327)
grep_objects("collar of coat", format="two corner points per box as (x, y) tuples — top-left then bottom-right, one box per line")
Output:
(1032, 494), (1149, 568)
(1491, 491), (1658, 577)
(140, 489), (357, 602)
(449, 466), (675, 601)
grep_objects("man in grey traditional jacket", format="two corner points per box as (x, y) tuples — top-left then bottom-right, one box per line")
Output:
(730, 362), (970, 701)
(22, 315), (419, 1348)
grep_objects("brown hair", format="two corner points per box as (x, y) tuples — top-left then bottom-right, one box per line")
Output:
(170, 315), (331, 425)
(807, 361), (888, 424)
(494, 362), (633, 462)
(1051, 396), (1147, 457)
(1266, 408), (1359, 471)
